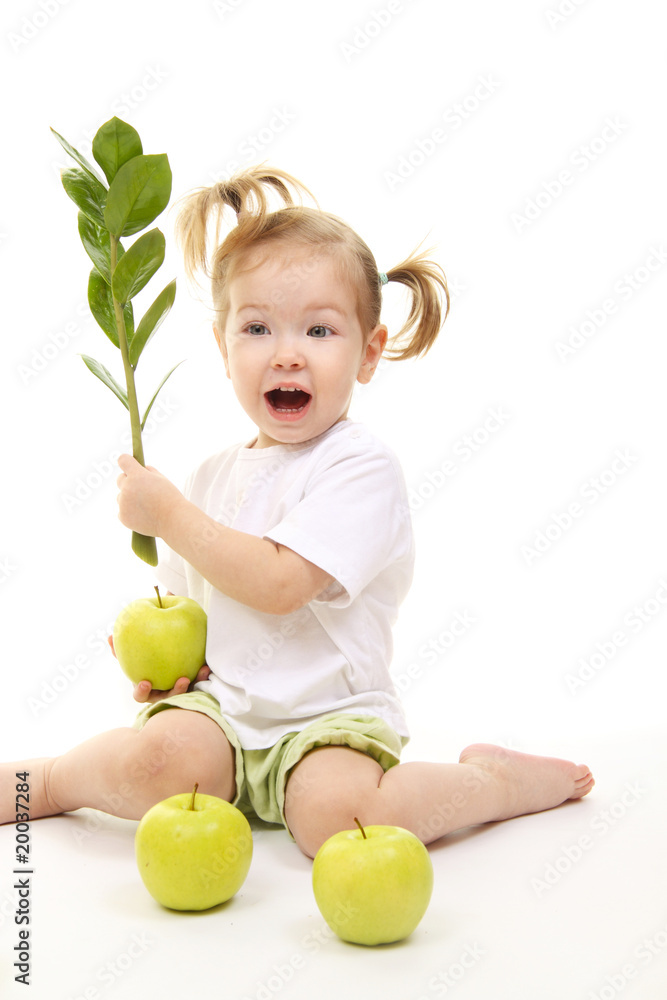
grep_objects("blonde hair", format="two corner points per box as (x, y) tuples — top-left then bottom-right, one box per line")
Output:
(175, 165), (449, 361)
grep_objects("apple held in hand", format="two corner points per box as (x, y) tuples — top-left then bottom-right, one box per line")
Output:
(312, 818), (434, 946)
(135, 784), (253, 911)
(113, 587), (207, 690)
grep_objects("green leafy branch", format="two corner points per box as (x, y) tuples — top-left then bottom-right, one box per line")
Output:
(52, 117), (182, 567)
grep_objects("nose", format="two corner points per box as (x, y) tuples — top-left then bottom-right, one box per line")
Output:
(271, 332), (305, 369)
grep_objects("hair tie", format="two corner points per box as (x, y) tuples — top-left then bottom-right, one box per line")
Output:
(379, 272), (389, 286)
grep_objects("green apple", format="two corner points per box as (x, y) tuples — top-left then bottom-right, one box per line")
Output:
(312, 818), (434, 946)
(135, 784), (253, 911)
(113, 587), (207, 690)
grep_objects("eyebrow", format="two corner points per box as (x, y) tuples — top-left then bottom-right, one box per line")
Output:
(310, 305), (347, 317)
(236, 303), (347, 317)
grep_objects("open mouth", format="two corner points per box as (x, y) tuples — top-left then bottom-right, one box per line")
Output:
(265, 386), (312, 418)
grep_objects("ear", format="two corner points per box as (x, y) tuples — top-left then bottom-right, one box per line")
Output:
(357, 324), (387, 384)
(213, 324), (231, 379)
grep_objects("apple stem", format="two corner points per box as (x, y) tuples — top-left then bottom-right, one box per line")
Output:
(353, 817), (367, 839)
(154, 585), (164, 609)
(189, 783), (199, 811)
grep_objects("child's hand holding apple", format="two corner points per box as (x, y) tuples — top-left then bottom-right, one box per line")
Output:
(108, 587), (209, 702)
(134, 663), (211, 704)
(108, 635), (210, 703)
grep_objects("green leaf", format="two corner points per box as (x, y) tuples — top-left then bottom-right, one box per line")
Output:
(92, 117), (143, 185)
(61, 168), (107, 228)
(51, 127), (107, 188)
(88, 269), (134, 347)
(104, 154), (172, 238)
(80, 354), (129, 410)
(78, 212), (125, 285)
(88, 270), (119, 346)
(129, 278), (176, 367)
(141, 361), (184, 430)
(111, 228), (165, 305)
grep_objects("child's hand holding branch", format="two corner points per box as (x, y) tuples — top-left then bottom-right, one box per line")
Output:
(116, 454), (186, 540)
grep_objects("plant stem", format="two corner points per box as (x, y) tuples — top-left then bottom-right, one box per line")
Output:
(110, 234), (158, 567)
(354, 817), (367, 839)
(154, 585), (164, 609)
(189, 784), (199, 811)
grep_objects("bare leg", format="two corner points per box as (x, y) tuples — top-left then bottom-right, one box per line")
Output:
(0, 709), (235, 824)
(285, 743), (594, 858)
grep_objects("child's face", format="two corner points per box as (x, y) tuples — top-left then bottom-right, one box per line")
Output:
(214, 250), (386, 448)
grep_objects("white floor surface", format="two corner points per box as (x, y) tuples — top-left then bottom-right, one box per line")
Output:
(1, 722), (665, 1000)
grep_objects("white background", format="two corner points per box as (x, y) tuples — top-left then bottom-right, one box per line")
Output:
(1, 1), (666, 998)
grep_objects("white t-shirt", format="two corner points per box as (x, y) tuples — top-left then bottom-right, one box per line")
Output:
(156, 419), (414, 748)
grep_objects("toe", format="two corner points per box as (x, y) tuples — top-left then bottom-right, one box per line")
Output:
(572, 769), (595, 798)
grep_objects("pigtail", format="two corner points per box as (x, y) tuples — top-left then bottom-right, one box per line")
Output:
(173, 163), (448, 358)
(174, 166), (315, 285)
(382, 247), (450, 361)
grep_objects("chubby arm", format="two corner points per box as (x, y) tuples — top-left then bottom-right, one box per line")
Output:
(116, 454), (333, 615)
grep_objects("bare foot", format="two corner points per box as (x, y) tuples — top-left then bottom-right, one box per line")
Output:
(458, 743), (594, 822)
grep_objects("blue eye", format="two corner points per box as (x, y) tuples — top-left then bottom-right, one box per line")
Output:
(246, 323), (268, 336)
(308, 325), (331, 338)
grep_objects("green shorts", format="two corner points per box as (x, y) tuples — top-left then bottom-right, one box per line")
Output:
(132, 690), (406, 835)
